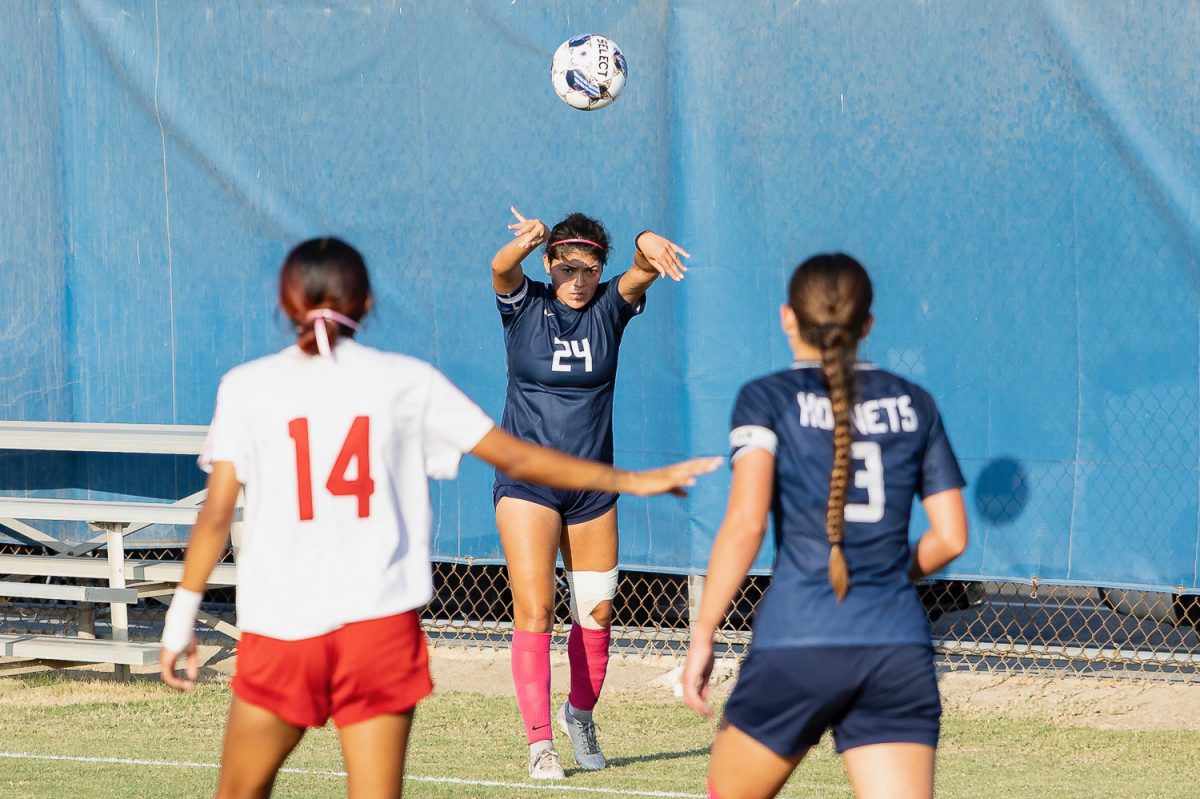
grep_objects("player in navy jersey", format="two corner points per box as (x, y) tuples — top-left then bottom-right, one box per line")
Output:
(156, 238), (720, 799)
(681, 254), (969, 799)
(492, 207), (691, 778)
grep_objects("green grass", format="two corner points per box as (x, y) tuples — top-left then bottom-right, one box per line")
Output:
(0, 675), (1197, 798)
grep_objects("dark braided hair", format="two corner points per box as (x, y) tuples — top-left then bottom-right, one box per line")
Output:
(787, 254), (874, 600)
(545, 212), (610, 266)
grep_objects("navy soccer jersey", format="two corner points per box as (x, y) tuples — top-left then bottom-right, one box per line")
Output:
(495, 274), (643, 464)
(729, 362), (966, 648)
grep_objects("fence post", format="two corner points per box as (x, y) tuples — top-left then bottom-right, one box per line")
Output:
(687, 574), (705, 630)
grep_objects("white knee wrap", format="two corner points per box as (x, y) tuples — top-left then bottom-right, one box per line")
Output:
(565, 568), (618, 630)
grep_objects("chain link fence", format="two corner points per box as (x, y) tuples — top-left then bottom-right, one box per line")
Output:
(2, 545), (1198, 679)
(425, 563), (1200, 678)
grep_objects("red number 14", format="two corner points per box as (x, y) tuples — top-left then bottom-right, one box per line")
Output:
(287, 416), (375, 521)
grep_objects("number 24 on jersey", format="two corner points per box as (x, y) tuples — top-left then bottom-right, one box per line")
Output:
(287, 416), (376, 521)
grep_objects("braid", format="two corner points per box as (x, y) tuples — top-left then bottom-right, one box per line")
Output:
(819, 325), (856, 600)
(788, 254), (873, 602)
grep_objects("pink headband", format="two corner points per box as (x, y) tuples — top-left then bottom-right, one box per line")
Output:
(548, 238), (605, 251)
(304, 309), (363, 357)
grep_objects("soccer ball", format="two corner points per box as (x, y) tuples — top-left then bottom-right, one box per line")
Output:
(550, 34), (627, 111)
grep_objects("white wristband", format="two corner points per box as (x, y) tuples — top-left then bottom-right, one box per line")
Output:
(161, 587), (203, 653)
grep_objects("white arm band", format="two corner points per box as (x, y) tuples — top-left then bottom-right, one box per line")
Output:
(161, 587), (203, 653)
(730, 424), (778, 461)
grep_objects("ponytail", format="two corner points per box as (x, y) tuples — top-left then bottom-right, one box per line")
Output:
(297, 308), (364, 357)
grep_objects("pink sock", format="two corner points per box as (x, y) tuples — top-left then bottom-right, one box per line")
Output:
(511, 630), (552, 743)
(707, 781), (721, 799)
(567, 624), (611, 712)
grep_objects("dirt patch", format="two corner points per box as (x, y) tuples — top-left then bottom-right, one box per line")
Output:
(938, 671), (1200, 732)
(6, 645), (1200, 732)
(431, 649), (1200, 732)
(428, 647), (737, 702)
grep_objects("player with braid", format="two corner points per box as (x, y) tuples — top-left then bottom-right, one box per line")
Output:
(681, 253), (969, 799)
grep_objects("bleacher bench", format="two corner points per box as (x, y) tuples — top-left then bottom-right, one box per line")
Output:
(0, 635), (160, 666)
(0, 496), (240, 675)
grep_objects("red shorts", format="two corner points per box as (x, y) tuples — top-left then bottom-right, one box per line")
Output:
(231, 610), (433, 728)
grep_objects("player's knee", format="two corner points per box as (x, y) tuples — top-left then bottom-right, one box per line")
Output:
(587, 599), (612, 628)
(513, 602), (555, 633)
(565, 568), (618, 631)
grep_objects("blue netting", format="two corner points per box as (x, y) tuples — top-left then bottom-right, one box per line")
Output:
(1, 1), (1197, 590)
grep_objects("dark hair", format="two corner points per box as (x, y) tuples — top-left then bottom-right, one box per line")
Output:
(279, 237), (372, 356)
(787, 253), (874, 600)
(545, 212), (610, 266)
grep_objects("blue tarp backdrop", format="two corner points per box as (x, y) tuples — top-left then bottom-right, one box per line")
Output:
(1, 1), (1198, 591)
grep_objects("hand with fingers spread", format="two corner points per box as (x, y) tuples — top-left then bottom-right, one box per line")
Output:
(623, 456), (724, 498)
(634, 230), (691, 282)
(508, 206), (548, 252)
(680, 634), (716, 717)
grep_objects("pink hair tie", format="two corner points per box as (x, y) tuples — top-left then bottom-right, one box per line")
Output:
(548, 238), (605, 251)
(304, 308), (363, 356)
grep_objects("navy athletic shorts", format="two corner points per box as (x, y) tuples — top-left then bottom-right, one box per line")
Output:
(493, 480), (618, 526)
(722, 644), (941, 756)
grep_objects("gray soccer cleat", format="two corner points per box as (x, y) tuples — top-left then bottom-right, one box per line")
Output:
(528, 745), (565, 780)
(557, 702), (607, 770)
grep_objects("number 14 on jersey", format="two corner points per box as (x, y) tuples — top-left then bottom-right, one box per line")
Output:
(287, 416), (376, 521)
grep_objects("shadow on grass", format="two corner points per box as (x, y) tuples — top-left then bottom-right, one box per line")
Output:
(598, 746), (710, 770)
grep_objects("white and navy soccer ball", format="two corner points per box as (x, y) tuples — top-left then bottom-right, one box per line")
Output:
(550, 34), (627, 111)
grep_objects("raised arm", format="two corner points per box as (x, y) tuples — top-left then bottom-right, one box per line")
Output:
(470, 426), (721, 497)
(492, 206), (548, 294)
(159, 461), (241, 690)
(680, 449), (773, 716)
(617, 230), (691, 305)
(909, 487), (969, 581)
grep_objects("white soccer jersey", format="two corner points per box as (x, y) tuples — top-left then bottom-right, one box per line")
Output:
(199, 340), (494, 640)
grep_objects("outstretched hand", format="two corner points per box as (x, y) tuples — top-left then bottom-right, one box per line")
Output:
(509, 207), (548, 251)
(626, 456), (723, 497)
(635, 231), (691, 282)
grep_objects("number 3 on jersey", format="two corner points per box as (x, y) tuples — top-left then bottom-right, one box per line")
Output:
(845, 441), (885, 523)
(287, 416), (375, 521)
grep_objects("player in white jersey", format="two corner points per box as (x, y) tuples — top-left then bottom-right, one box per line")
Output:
(158, 238), (719, 799)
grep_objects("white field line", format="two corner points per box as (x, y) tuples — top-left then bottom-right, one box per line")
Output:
(0, 751), (707, 798)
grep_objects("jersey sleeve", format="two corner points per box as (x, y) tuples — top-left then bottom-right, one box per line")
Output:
(729, 381), (779, 463)
(598, 273), (645, 327)
(421, 367), (496, 480)
(197, 376), (252, 483)
(919, 397), (967, 498)
(495, 276), (532, 323)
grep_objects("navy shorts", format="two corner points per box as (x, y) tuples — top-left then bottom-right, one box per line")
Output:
(493, 480), (618, 525)
(722, 644), (941, 756)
